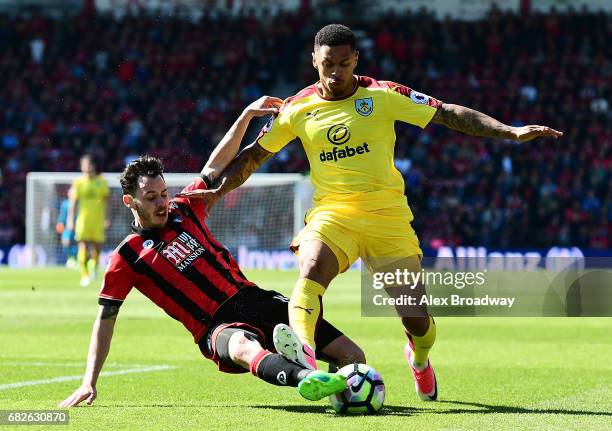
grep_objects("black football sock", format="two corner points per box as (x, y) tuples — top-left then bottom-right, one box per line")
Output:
(250, 350), (311, 387)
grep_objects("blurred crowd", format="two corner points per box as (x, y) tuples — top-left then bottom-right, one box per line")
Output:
(0, 6), (610, 249)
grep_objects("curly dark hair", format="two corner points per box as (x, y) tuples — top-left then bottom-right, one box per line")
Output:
(120, 155), (165, 196)
(314, 24), (356, 50)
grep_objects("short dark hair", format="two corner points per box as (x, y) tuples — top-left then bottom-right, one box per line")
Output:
(314, 24), (356, 50)
(80, 154), (98, 171)
(80, 154), (95, 165)
(120, 155), (164, 196)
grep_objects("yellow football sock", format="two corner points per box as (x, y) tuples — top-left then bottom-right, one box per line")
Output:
(91, 248), (100, 273)
(289, 278), (326, 349)
(410, 316), (436, 367)
(77, 248), (88, 279)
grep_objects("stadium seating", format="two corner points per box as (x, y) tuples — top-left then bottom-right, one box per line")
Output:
(0, 7), (609, 248)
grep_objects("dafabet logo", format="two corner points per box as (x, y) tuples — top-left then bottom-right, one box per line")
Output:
(320, 123), (370, 163)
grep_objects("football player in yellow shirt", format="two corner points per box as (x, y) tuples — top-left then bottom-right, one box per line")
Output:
(67, 155), (110, 287)
(179, 24), (562, 401)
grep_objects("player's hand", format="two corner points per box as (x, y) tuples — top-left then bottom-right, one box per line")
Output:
(244, 96), (283, 118)
(58, 383), (97, 408)
(510, 125), (563, 142)
(175, 187), (220, 208)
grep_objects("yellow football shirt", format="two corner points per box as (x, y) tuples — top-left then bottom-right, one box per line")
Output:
(256, 75), (441, 211)
(72, 175), (109, 225)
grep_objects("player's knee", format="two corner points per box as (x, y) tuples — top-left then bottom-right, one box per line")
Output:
(322, 336), (366, 366)
(351, 345), (366, 364)
(227, 331), (251, 362)
(227, 331), (260, 364)
(298, 241), (339, 285)
(401, 316), (429, 337)
(299, 256), (335, 286)
(336, 345), (366, 367)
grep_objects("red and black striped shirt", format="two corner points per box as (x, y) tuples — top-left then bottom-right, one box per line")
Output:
(98, 176), (256, 343)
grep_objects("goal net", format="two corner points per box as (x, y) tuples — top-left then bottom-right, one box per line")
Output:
(26, 172), (312, 268)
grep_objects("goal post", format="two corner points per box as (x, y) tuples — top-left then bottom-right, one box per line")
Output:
(25, 172), (312, 267)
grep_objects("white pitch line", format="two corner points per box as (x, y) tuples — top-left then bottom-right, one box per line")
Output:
(0, 365), (175, 391)
(0, 361), (156, 368)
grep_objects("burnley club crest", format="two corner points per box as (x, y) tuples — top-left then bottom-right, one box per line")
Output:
(355, 97), (373, 117)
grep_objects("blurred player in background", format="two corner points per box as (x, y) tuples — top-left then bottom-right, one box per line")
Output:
(59, 96), (363, 408)
(55, 190), (77, 268)
(67, 155), (110, 287)
(179, 24), (562, 402)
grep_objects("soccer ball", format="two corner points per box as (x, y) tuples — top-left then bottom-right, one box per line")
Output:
(329, 363), (385, 414)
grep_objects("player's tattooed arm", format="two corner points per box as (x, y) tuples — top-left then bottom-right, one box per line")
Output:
(175, 142), (272, 207)
(431, 103), (562, 142)
(212, 142), (273, 197)
(202, 96), (282, 182)
(431, 103), (514, 139)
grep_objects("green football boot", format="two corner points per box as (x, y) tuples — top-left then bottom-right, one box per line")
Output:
(298, 370), (347, 401)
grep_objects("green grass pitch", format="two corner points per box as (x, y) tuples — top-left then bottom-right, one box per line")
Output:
(0, 268), (610, 430)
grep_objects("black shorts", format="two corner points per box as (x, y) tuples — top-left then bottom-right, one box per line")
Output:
(198, 287), (343, 373)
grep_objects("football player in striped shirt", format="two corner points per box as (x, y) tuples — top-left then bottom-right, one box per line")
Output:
(59, 96), (363, 408)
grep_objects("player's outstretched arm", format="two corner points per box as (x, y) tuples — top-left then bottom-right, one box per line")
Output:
(213, 142), (273, 194)
(431, 103), (563, 142)
(176, 142), (273, 207)
(201, 96), (282, 182)
(58, 304), (119, 408)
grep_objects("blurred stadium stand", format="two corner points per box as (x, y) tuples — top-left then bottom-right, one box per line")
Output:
(0, 0), (610, 251)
